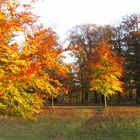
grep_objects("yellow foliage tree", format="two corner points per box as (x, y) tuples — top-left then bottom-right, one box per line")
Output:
(89, 43), (124, 107)
(0, 0), (69, 118)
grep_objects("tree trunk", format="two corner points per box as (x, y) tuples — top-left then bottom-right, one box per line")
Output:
(93, 91), (98, 103)
(82, 91), (85, 103)
(102, 94), (104, 104)
(129, 92), (133, 100)
(51, 96), (54, 107)
(85, 91), (88, 103)
(104, 95), (107, 107)
(118, 92), (121, 104)
(136, 83), (140, 103)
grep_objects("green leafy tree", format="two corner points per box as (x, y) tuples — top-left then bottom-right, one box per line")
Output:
(116, 14), (140, 103)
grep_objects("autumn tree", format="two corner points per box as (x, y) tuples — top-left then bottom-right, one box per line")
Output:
(58, 66), (82, 104)
(68, 24), (116, 103)
(89, 43), (124, 107)
(22, 26), (69, 105)
(0, 0), (68, 118)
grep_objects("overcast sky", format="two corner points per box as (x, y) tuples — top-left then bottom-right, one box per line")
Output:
(32, 0), (140, 63)
(34, 0), (140, 37)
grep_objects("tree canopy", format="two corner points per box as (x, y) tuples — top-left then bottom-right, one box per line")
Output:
(0, 0), (69, 118)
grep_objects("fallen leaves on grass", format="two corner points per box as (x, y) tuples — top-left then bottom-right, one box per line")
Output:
(40, 107), (96, 119)
(86, 107), (140, 126)
(41, 107), (76, 119)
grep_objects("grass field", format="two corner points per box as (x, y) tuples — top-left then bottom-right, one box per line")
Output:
(0, 106), (140, 140)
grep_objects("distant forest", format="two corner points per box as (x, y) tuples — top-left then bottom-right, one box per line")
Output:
(58, 13), (140, 107)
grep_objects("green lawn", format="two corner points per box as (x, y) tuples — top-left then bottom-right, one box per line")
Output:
(0, 106), (140, 140)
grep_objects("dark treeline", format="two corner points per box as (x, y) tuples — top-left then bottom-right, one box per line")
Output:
(55, 13), (140, 106)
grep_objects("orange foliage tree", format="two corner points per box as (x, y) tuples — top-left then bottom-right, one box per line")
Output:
(21, 26), (69, 100)
(0, 0), (68, 118)
(89, 43), (124, 107)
